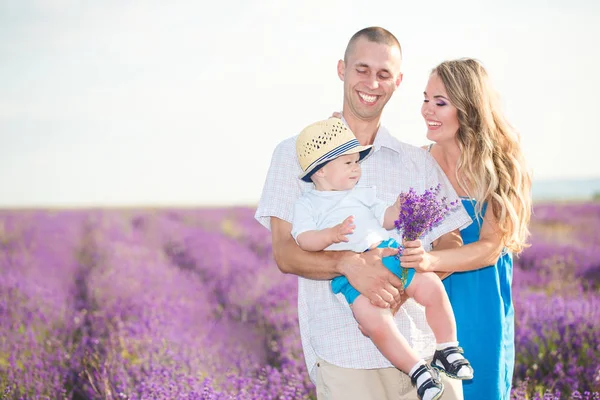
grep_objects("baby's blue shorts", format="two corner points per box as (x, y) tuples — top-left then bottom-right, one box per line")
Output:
(331, 238), (416, 305)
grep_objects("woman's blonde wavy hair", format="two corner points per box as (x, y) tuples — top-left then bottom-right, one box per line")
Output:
(433, 58), (532, 253)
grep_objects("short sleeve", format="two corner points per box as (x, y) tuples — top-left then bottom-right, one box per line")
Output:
(254, 138), (305, 231)
(423, 154), (472, 242)
(290, 196), (317, 243)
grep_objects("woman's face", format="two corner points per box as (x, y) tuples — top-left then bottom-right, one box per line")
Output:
(421, 73), (460, 144)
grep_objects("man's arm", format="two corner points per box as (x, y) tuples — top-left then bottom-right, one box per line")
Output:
(271, 217), (403, 308)
(272, 217), (345, 279)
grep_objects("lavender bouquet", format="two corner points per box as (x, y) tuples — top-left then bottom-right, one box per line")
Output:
(394, 184), (459, 279)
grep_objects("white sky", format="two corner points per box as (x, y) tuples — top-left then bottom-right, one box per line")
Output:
(1, 0), (599, 207)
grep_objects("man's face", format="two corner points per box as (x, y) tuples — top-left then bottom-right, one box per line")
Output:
(338, 37), (403, 122)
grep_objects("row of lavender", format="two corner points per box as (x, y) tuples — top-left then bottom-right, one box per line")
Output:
(0, 209), (310, 399)
(0, 202), (599, 399)
(511, 202), (600, 399)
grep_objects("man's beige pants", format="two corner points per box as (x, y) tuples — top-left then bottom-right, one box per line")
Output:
(316, 357), (463, 400)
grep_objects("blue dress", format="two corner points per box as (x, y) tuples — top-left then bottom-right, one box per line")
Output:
(442, 199), (515, 400)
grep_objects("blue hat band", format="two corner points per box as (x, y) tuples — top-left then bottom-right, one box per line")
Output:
(305, 139), (360, 172)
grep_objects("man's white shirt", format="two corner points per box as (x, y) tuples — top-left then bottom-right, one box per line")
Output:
(255, 124), (471, 384)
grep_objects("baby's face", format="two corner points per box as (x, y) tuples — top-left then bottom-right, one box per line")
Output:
(320, 153), (362, 191)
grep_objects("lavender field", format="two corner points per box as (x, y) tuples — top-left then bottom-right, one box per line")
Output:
(0, 202), (599, 400)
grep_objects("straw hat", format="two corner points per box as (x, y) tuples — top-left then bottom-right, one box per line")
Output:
(296, 117), (373, 182)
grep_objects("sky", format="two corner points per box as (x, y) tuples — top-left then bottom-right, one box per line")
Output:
(1, 0), (599, 207)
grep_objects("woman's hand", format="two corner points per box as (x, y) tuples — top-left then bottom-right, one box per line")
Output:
(398, 239), (436, 272)
(331, 111), (343, 119)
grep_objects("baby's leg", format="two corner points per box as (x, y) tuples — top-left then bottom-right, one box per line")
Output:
(404, 272), (456, 343)
(405, 272), (473, 379)
(352, 294), (421, 373)
(352, 295), (444, 400)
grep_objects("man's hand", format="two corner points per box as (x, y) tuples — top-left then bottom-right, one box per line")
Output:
(329, 216), (355, 244)
(337, 247), (404, 309)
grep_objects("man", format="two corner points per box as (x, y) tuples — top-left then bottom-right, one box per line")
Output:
(255, 27), (471, 400)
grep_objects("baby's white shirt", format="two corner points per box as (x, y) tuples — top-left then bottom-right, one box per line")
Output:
(291, 185), (391, 252)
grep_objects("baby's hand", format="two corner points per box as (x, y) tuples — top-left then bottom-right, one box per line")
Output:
(330, 216), (355, 243)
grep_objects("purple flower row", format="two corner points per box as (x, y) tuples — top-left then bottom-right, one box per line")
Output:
(1, 202), (599, 399)
(0, 211), (88, 399)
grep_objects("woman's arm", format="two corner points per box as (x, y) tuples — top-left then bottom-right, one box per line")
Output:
(429, 228), (463, 279)
(400, 208), (504, 273)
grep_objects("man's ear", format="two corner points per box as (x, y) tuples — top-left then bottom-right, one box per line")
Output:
(337, 59), (345, 81)
(395, 72), (404, 89)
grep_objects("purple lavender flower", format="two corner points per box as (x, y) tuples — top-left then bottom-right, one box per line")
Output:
(2, 202), (600, 399)
(394, 184), (459, 242)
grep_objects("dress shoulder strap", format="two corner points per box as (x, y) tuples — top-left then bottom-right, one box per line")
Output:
(427, 143), (434, 153)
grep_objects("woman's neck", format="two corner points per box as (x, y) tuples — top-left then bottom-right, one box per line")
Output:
(434, 141), (461, 172)
(431, 140), (468, 197)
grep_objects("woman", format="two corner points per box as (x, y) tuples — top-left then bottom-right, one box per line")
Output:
(401, 58), (532, 399)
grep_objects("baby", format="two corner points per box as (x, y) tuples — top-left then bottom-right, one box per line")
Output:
(291, 118), (473, 400)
